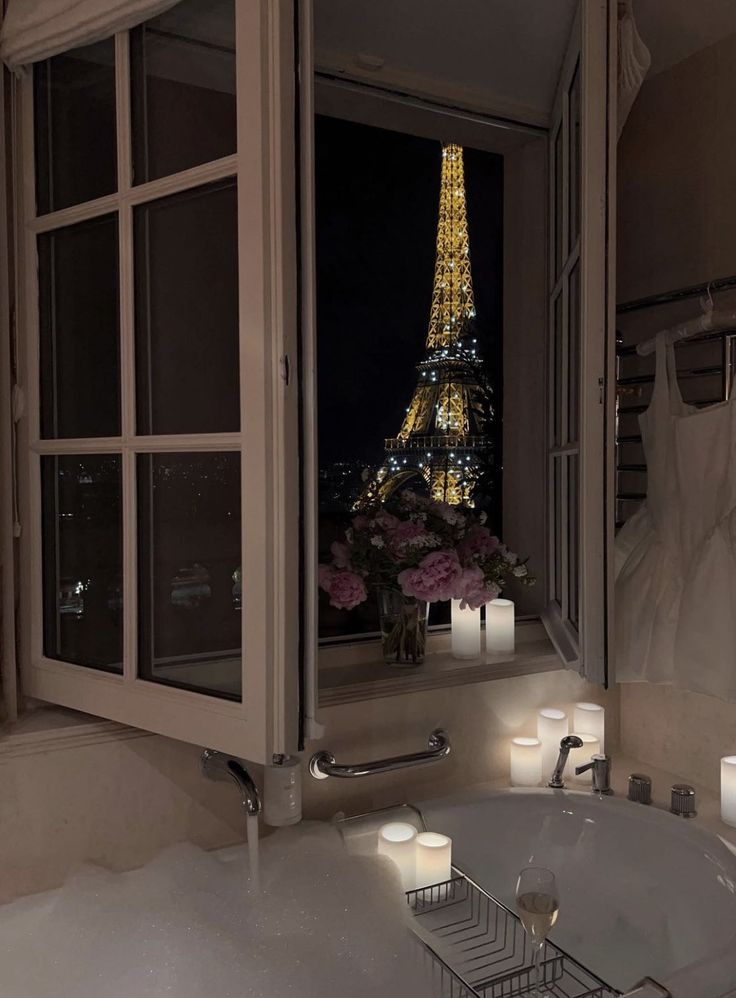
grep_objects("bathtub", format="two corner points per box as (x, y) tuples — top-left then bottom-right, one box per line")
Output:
(417, 788), (736, 997)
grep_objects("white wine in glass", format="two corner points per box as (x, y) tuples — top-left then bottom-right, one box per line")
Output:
(515, 867), (559, 997)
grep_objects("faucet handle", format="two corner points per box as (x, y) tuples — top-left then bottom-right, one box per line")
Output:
(575, 753), (613, 794)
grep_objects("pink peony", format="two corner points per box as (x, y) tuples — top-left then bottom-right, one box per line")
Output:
(374, 510), (401, 532)
(330, 540), (351, 568)
(352, 515), (370, 531)
(398, 550), (462, 603)
(319, 568), (367, 610)
(458, 525), (500, 562)
(388, 519), (427, 551)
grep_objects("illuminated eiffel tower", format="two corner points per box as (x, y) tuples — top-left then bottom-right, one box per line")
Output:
(358, 143), (491, 508)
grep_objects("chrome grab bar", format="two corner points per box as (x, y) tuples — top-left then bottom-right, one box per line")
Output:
(309, 728), (450, 780)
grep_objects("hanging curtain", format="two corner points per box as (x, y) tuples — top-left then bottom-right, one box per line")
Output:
(0, 0), (179, 70)
(618, 0), (651, 137)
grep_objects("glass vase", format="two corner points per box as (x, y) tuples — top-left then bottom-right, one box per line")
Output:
(377, 588), (428, 667)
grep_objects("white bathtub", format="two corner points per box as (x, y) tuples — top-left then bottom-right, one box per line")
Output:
(417, 788), (736, 996)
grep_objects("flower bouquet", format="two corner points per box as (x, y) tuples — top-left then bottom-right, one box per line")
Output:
(319, 491), (534, 667)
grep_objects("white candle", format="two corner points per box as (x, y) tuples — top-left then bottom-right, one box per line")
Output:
(568, 733), (600, 784)
(486, 598), (515, 653)
(537, 708), (569, 782)
(415, 832), (452, 892)
(451, 599), (481, 659)
(510, 737), (542, 787)
(377, 822), (417, 890)
(721, 756), (736, 827)
(574, 702), (605, 752)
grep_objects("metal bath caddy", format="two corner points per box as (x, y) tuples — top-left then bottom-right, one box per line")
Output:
(407, 870), (620, 998)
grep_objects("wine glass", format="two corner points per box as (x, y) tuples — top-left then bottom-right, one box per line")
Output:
(515, 867), (559, 997)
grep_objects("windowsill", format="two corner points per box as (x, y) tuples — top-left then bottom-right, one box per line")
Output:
(318, 618), (562, 706)
(0, 705), (149, 759)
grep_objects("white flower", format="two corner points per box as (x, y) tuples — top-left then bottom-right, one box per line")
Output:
(512, 564), (528, 578)
(478, 511), (487, 525)
(370, 536), (385, 548)
(407, 531), (440, 548)
(345, 528), (354, 543)
(442, 508), (465, 527)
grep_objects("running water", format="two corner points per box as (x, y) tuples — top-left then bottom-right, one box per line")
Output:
(246, 811), (260, 892)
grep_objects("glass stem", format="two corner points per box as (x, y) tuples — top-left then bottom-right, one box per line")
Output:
(533, 940), (543, 997)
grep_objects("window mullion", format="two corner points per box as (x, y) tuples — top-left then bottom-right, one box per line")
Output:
(116, 31), (137, 683)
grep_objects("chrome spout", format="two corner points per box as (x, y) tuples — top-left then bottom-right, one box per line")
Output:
(201, 749), (261, 817)
(548, 735), (583, 789)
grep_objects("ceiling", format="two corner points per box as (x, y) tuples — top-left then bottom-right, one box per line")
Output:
(314, 0), (578, 125)
(315, 0), (736, 125)
(634, 0), (736, 77)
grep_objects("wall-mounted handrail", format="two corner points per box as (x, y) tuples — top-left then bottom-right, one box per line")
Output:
(309, 729), (450, 780)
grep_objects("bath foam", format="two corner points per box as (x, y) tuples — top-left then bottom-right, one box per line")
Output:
(0, 823), (427, 998)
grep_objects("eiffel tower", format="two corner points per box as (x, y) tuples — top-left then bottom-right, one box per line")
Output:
(358, 143), (492, 508)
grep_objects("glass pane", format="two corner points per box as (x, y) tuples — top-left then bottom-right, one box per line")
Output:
(41, 455), (123, 671)
(554, 122), (563, 279)
(568, 260), (580, 445)
(137, 452), (242, 699)
(553, 291), (563, 447)
(131, 0), (236, 184)
(39, 214), (120, 439)
(553, 456), (562, 606)
(34, 38), (116, 215)
(134, 179), (239, 435)
(567, 453), (579, 629)
(568, 59), (581, 249)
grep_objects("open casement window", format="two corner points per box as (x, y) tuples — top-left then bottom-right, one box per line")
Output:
(15, 0), (300, 763)
(543, 0), (616, 684)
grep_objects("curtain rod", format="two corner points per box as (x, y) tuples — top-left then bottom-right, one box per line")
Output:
(617, 275), (736, 314)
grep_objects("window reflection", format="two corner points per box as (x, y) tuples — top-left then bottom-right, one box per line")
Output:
(41, 455), (123, 671)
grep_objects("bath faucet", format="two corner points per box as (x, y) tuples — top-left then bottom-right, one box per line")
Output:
(575, 753), (613, 794)
(548, 735), (583, 789)
(201, 749), (262, 817)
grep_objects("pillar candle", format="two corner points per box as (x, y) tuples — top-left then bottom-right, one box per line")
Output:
(451, 599), (481, 659)
(415, 832), (452, 891)
(569, 733), (600, 784)
(377, 822), (417, 890)
(510, 737), (542, 787)
(486, 598), (515, 654)
(721, 757), (736, 827)
(537, 708), (569, 782)
(573, 702), (605, 752)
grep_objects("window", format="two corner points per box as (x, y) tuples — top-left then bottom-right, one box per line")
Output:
(16, 0), (300, 762)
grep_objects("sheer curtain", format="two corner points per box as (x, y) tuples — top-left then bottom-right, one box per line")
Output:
(0, 0), (179, 69)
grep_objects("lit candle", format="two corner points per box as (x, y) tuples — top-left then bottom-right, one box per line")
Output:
(451, 599), (481, 659)
(569, 733), (600, 784)
(721, 757), (736, 828)
(510, 737), (542, 787)
(415, 832), (452, 893)
(537, 708), (569, 781)
(574, 702), (605, 752)
(486, 598), (515, 654)
(377, 822), (417, 890)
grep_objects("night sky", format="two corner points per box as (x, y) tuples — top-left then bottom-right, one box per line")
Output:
(315, 113), (504, 470)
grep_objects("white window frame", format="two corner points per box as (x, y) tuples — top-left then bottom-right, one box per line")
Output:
(14, 0), (301, 764)
(543, 0), (616, 684)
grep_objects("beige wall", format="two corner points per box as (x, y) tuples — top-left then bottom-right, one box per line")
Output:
(616, 34), (736, 785)
(618, 32), (736, 302)
(1, 669), (618, 903)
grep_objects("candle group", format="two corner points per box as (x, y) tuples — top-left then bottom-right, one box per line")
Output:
(377, 822), (452, 891)
(451, 600), (481, 659)
(486, 598), (515, 654)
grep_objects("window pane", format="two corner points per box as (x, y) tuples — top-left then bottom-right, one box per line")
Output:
(34, 38), (117, 215)
(137, 452), (241, 699)
(39, 214), (120, 439)
(568, 59), (581, 250)
(131, 0), (236, 184)
(134, 179), (239, 435)
(42, 455), (123, 672)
